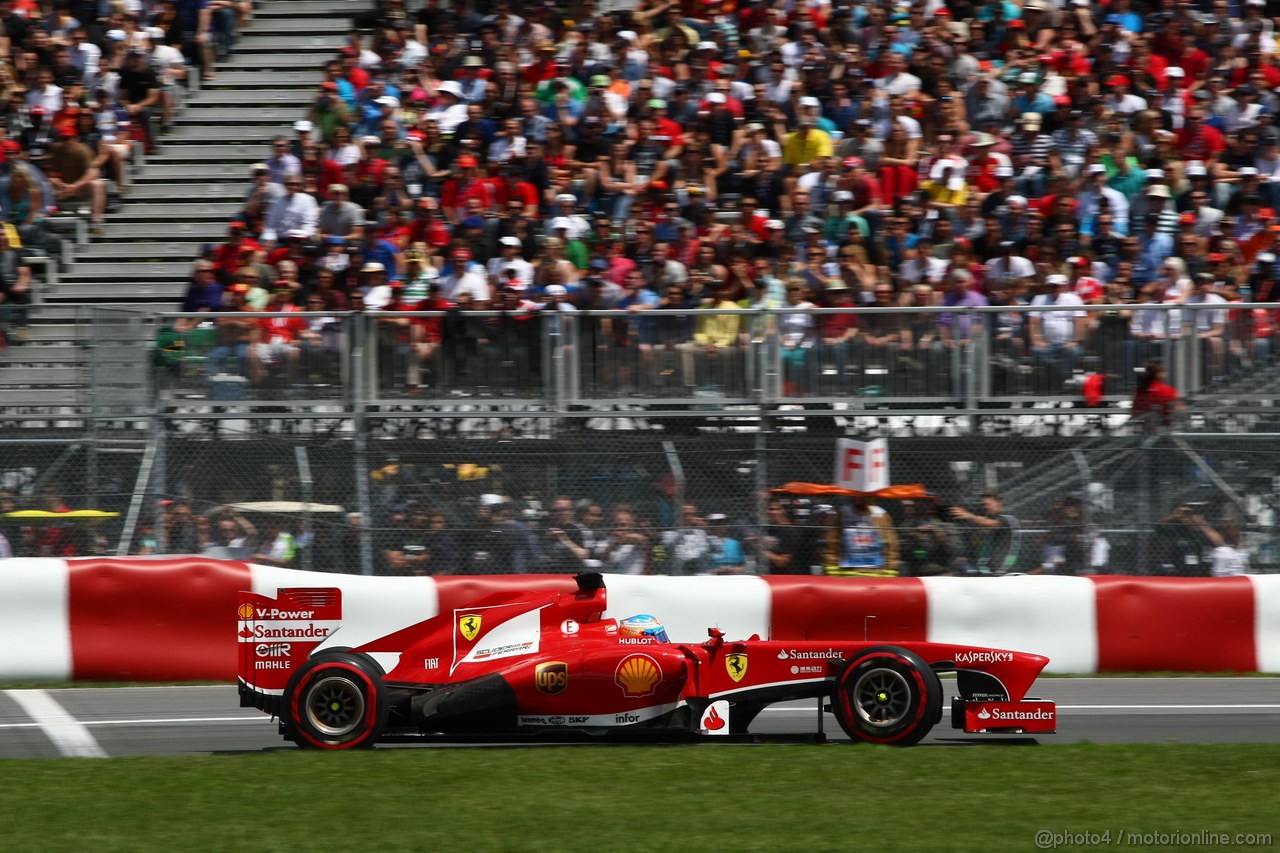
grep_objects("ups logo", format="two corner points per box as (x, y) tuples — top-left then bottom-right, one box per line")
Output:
(535, 661), (569, 695)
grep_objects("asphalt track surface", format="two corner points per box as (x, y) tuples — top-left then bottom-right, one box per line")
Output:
(0, 678), (1276, 759)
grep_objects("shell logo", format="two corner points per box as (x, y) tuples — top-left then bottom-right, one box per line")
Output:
(614, 654), (661, 698)
(237, 603), (255, 620)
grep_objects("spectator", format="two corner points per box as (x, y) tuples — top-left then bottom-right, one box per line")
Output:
(0, 228), (32, 346)
(1132, 360), (1180, 433)
(262, 172), (318, 245)
(949, 492), (1022, 575)
(1154, 503), (1213, 577)
(659, 503), (712, 575)
(46, 127), (105, 232)
(824, 495), (900, 578)
(705, 513), (746, 575)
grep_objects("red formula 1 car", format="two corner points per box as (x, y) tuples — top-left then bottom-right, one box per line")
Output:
(237, 574), (1056, 749)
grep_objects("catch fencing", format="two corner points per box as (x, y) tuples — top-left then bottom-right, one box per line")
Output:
(2, 429), (1275, 578)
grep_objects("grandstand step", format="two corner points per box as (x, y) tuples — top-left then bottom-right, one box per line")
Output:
(0, 344), (86, 366)
(145, 147), (270, 162)
(134, 162), (257, 180)
(0, 366), (84, 386)
(164, 124), (294, 143)
(203, 71), (321, 88)
(256, 1), (355, 16)
(188, 89), (314, 106)
(61, 261), (191, 280)
(76, 241), (207, 260)
(120, 182), (245, 201)
(168, 107), (304, 124)
(215, 53), (328, 71)
(235, 33), (346, 51)
(26, 303), (142, 321)
(106, 202), (243, 221)
(92, 221), (228, 241)
(239, 17), (351, 34)
(47, 281), (186, 301)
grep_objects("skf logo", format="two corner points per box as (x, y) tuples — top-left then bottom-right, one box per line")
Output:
(458, 614), (482, 641)
(535, 661), (569, 695)
(237, 603), (254, 619)
(725, 653), (748, 682)
(614, 654), (661, 698)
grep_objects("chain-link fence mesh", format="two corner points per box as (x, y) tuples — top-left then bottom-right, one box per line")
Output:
(4, 424), (1274, 577)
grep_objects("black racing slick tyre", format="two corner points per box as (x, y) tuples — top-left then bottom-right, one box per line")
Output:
(833, 646), (942, 746)
(283, 652), (389, 750)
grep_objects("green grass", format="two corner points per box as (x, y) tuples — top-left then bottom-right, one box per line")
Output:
(4, 745), (1277, 852)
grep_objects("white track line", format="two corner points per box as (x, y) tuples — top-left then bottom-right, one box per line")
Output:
(761, 704), (1280, 713)
(5, 689), (107, 757)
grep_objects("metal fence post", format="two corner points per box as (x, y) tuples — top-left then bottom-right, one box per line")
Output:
(352, 315), (375, 575)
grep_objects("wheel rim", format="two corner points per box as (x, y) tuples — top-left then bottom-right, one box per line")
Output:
(852, 667), (912, 729)
(304, 674), (366, 738)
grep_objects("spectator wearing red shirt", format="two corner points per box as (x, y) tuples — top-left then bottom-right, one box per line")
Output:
(213, 221), (262, 279)
(441, 154), (495, 224)
(1175, 111), (1225, 163)
(1132, 360), (1180, 432)
(251, 285), (306, 385)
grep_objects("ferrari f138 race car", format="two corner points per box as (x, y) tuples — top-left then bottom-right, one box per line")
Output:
(238, 574), (1056, 749)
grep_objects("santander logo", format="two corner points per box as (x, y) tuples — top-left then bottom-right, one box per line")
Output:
(977, 708), (991, 720)
(703, 706), (726, 731)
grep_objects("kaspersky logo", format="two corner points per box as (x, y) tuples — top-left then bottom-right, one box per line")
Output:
(725, 653), (748, 682)
(458, 614), (482, 641)
(615, 654), (661, 698)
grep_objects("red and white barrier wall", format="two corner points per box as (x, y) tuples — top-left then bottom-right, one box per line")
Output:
(2, 558), (1279, 680)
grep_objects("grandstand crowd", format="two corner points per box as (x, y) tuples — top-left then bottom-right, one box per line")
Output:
(154, 0), (1280, 397)
(0, 0), (250, 347)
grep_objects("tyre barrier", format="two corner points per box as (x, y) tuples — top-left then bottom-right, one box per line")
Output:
(1, 558), (1278, 680)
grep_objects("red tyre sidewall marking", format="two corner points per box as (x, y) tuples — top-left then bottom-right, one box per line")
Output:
(839, 651), (927, 744)
(290, 661), (379, 750)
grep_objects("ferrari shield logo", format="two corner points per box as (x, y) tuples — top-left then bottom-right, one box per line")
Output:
(725, 653), (748, 682)
(458, 614), (482, 642)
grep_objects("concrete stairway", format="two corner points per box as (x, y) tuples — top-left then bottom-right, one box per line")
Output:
(37, 0), (350, 313)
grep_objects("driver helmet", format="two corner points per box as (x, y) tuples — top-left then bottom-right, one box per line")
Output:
(619, 614), (669, 643)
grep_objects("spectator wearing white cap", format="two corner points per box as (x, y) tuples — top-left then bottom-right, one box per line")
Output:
(359, 262), (394, 310)
(1077, 163), (1131, 238)
(1029, 273), (1087, 386)
(551, 193), (590, 241)
(430, 80), (469, 136)
(147, 27), (187, 132)
(488, 236), (535, 290)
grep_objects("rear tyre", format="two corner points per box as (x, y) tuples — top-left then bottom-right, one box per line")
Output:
(832, 646), (942, 746)
(283, 652), (388, 750)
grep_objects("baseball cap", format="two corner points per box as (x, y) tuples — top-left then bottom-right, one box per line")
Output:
(545, 284), (568, 297)
(551, 216), (573, 231)
(457, 155), (479, 168)
(843, 156), (865, 169)
(500, 236), (522, 247)
(293, 120), (314, 133)
(479, 493), (505, 507)
(361, 262), (385, 273)
(1046, 274), (1069, 286)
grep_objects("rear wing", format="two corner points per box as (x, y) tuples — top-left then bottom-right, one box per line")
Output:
(237, 588), (343, 711)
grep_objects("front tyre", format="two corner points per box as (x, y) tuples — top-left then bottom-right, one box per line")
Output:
(833, 646), (942, 746)
(283, 652), (388, 750)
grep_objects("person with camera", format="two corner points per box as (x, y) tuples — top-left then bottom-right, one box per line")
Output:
(1155, 502), (1214, 577)
(949, 492), (1021, 575)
